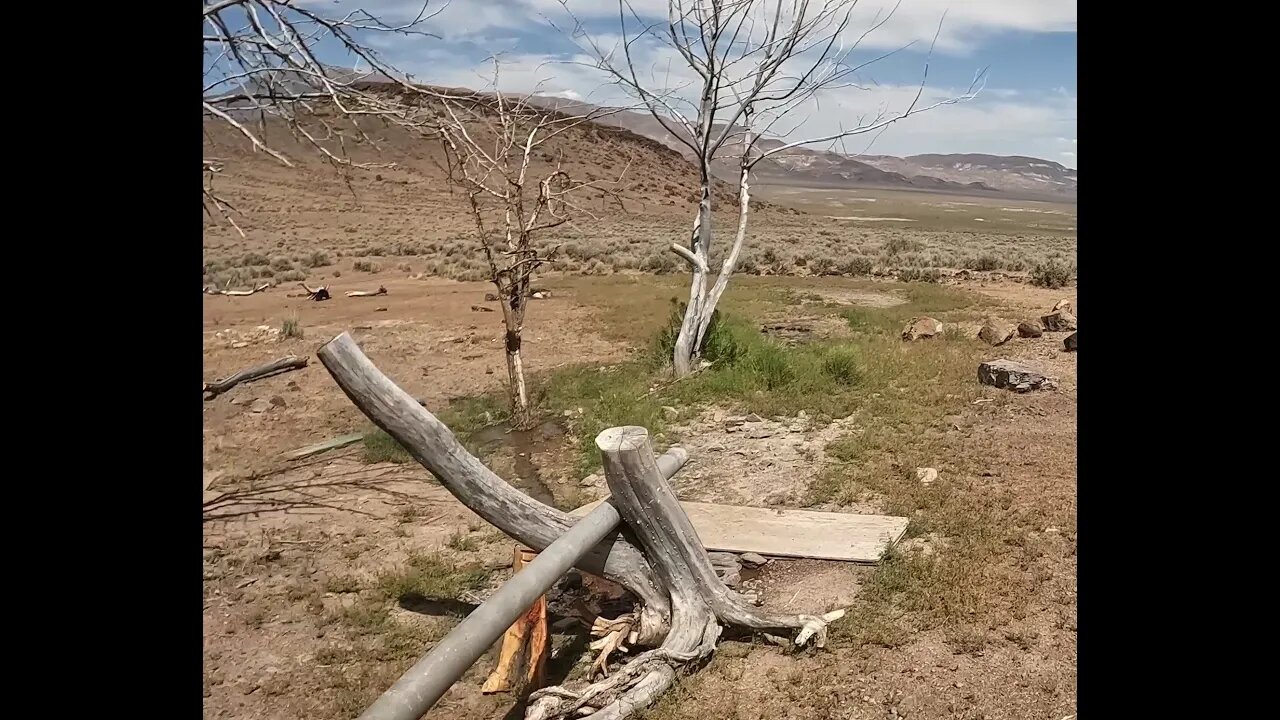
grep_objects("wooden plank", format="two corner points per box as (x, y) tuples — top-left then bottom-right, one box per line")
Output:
(570, 500), (907, 563)
(283, 433), (366, 461)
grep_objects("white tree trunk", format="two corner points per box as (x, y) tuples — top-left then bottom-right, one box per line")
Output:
(671, 160), (752, 376)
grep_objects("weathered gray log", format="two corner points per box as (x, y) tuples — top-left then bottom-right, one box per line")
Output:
(526, 427), (840, 720)
(203, 355), (308, 400)
(977, 359), (1059, 393)
(357, 502), (626, 720)
(346, 285), (388, 297)
(316, 332), (679, 631)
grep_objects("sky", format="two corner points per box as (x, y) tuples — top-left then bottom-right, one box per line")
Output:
(294, 0), (1076, 167)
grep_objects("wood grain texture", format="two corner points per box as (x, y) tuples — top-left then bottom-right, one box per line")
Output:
(571, 499), (907, 563)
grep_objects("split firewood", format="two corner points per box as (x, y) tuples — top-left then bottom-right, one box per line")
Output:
(203, 355), (308, 400)
(480, 547), (548, 694)
(346, 285), (388, 298)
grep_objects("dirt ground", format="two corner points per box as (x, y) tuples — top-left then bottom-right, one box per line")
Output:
(202, 273), (1076, 720)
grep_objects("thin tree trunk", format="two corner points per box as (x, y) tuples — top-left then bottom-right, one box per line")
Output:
(499, 291), (533, 428)
(671, 169), (714, 377)
(694, 161), (752, 349)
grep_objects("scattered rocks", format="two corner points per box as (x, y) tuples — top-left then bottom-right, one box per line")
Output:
(978, 359), (1059, 393)
(249, 398), (273, 414)
(1017, 320), (1043, 338)
(977, 318), (1016, 346)
(1063, 331), (1077, 352)
(1041, 310), (1077, 332)
(738, 552), (768, 568)
(902, 316), (943, 341)
(915, 467), (939, 485)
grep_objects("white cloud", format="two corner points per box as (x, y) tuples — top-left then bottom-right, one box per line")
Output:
(306, 0), (1077, 159)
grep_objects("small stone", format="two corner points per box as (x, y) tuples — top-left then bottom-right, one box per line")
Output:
(375, 307), (388, 312)
(249, 399), (272, 413)
(1052, 299), (1073, 314)
(269, 395), (286, 408)
(902, 316), (943, 341)
(1063, 331), (1077, 352)
(744, 413), (764, 423)
(797, 410), (809, 419)
(1041, 310), (1077, 332)
(231, 342), (249, 349)
(739, 552), (768, 567)
(916, 467), (939, 484)
(1016, 321), (1043, 338)
(485, 368), (494, 375)
(978, 318), (1016, 346)
(579, 473), (602, 488)
(661, 406), (679, 422)
(746, 428), (774, 439)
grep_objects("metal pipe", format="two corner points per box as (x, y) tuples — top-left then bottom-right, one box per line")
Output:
(357, 448), (688, 720)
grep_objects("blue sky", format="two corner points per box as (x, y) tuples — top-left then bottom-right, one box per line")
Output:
(294, 0), (1076, 167)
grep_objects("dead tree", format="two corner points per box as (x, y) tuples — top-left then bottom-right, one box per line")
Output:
(317, 332), (841, 720)
(562, 0), (984, 376)
(435, 76), (628, 428)
(202, 0), (449, 234)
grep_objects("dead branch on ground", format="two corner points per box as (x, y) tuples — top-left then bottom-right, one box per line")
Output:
(203, 355), (308, 400)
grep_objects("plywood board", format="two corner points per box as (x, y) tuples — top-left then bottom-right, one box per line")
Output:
(570, 499), (908, 563)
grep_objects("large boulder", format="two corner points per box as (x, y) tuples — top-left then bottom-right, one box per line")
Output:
(1017, 321), (1044, 338)
(978, 359), (1059, 393)
(902, 316), (943, 341)
(1063, 332), (1077, 352)
(1041, 310), (1078, 332)
(978, 318), (1017, 346)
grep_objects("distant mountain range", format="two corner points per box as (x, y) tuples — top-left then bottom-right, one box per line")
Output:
(526, 96), (1076, 202)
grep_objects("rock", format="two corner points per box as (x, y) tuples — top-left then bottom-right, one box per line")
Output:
(708, 551), (739, 567)
(661, 406), (679, 422)
(739, 552), (768, 567)
(1063, 331), (1077, 352)
(483, 292), (499, 302)
(249, 398), (273, 413)
(797, 410), (809, 420)
(902, 316), (943, 341)
(1016, 321), (1043, 338)
(977, 318), (1016, 346)
(1041, 310), (1077, 332)
(916, 467), (939, 484)
(745, 427), (775, 439)
(286, 380), (300, 392)
(579, 473), (602, 488)
(744, 413), (764, 423)
(269, 395), (287, 408)
(375, 307), (388, 312)
(719, 569), (742, 589)
(1052, 299), (1073, 314)
(977, 359), (1059, 393)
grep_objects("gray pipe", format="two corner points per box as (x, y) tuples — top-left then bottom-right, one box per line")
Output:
(357, 448), (687, 720)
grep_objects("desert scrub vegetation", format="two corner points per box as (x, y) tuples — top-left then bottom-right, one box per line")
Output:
(1032, 258), (1074, 288)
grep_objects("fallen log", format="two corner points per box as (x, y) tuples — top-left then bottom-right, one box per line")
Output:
(346, 285), (388, 298)
(300, 282), (332, 301)
(203, 355), (308, 400)
(205, 282), (271, 296)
